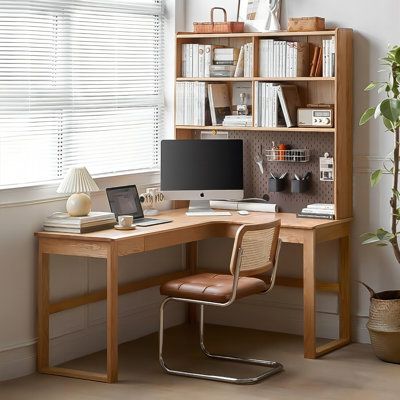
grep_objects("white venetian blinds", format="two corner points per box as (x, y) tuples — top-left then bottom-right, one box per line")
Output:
(0, 0), (164, 188)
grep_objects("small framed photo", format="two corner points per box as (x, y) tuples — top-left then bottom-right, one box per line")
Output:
(238, 0), (281, 32)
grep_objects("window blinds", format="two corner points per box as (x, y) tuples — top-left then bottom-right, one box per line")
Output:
(0, 0), (164, 188)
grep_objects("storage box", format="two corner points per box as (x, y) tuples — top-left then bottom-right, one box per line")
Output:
(287, 17), (325, 32)
(193, 7), (244, 34)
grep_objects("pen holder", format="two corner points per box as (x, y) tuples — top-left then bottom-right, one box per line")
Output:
(291, 177), (311, 193)
(268, 177), (286, 192)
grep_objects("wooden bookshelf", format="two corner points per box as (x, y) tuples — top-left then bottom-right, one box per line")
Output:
(174, 29), (353, 219)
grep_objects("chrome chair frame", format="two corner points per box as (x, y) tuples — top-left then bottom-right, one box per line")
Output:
(159, 236), (283, 384)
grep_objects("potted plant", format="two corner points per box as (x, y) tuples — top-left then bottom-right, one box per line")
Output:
(359, 45), (400, 363)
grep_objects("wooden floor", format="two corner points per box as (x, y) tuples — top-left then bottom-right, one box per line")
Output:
(1, 324), (399, 399)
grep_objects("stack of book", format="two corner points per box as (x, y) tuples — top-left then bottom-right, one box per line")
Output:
(297, 204), (335, 220)
(210, 47), (239, 78)
(43, 211), (116, 233)
(254, 83), (301, 128)
(175, 81), (210, 126)
(222, 115), (252, 127)
(259, 40), (308, 77)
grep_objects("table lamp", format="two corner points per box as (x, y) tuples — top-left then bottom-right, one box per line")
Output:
(57, 167), (99, 217)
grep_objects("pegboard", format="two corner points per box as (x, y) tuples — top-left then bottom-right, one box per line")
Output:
(227, 131), (334, 213)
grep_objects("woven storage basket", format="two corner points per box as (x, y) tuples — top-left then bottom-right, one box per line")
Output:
(193, 7), (244, 34)
(362, 283), (400, 363)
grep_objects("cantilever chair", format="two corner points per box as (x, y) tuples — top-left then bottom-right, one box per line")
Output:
(159, 220), (283, 384)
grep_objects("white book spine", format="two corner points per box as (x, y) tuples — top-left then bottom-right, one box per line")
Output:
(181, 44), (186, 77)
(188, 44), (193, 77)
(192, 44), (199, 77)
(259, 40), (266, 77)
(250, 43), (254, 77)
(193, 82), (199, 125)
(204, 45), (212, 77)
(244, 44), (249, 77)
(272, 85), (278, 127)
(254, 81), (259, 127)
(175, 83), (181, 125)
(322, 40), (327, 77)
(282, 41), (287, 77)
(292, 43), (297, 77)
(273, 42), (279, 77)
(268, 40), (273, 77)
(198, 45), (205, 78)
(261, 83), (266, 127)
(331, 38), (336, 77)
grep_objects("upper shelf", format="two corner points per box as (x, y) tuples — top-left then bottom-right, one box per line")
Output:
(176, 125), (335, 133)
(176, 30), (338, 39)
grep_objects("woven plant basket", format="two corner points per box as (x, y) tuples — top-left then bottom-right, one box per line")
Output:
(361, 282), (400, 363)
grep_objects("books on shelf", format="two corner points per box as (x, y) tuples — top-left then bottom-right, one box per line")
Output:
(254, 83), (301, 128)
(182, 44), (221, 78)
(222, 115), (252, 127)
(243, 43), (253, 77)
(322, 38), (335, 77)
(175, 82), (211, 126)
(259, 39), (309, 77)
(297, 204), (335, 220)
(208, 83), (231, 126)
(43, 211), (116, 233)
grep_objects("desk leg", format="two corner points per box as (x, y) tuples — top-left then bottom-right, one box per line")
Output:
(303, 231), (317, 359)
(37, 248), (49, 371)
(339, 235), (351, 343)
(107, 244), (119, 383)
(186, 242), (198, 324)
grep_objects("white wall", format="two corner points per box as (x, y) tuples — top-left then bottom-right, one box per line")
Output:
(185, 0), (400, 340)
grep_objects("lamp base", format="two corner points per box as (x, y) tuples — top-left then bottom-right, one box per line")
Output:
(66, 193), (92, 217)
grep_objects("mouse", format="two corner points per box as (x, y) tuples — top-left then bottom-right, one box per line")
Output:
(238, 210), (250, 215)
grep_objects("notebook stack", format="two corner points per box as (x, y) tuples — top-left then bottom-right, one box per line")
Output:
(43, 212), (116, 233)
(297, 204), (335, 220)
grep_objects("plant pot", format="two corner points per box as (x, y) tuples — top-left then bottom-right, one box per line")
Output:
(361, 282), (400, 363)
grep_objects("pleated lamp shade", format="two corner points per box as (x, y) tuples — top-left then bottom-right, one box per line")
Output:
(57, 167), (99, 194)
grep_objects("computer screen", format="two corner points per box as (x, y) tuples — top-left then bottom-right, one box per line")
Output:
(161, 139), (244, 202)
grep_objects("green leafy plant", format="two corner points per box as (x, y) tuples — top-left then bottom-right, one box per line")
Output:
(359, 46), (400, 262)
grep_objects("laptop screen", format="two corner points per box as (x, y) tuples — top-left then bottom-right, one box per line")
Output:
(106, 185), (144, 219)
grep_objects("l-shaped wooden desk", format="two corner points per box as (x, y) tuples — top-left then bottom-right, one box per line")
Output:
(35, 209), (351, 383)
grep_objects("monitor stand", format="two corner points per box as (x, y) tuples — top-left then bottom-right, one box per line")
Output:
(185, 200), (232, 216)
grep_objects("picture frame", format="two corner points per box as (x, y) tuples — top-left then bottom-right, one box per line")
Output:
(237, 0), (282, 32)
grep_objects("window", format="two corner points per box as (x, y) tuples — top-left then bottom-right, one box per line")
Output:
(0, 0), (164, 189)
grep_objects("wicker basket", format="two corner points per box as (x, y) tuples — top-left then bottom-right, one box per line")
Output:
(193, 7), (244, 34)
(361, 283), (400, 363)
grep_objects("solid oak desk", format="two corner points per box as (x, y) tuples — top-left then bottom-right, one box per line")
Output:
(35, 209), (351, 383)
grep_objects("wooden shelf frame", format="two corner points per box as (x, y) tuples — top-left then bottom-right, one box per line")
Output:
(175, 28), (353, 220)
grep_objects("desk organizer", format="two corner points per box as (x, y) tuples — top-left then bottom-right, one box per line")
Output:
(268, 177), (286, 192)
(291, 177), (311, 193)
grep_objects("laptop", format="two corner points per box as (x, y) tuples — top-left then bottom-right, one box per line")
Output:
(106, 185), (172, 227)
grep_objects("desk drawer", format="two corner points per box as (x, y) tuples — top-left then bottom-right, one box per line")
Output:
(117, 237), (145, 256)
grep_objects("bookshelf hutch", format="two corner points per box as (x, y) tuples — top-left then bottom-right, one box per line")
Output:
(174, 29), (353, 219)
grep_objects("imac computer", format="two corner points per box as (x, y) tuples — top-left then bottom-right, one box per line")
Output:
(161, 139), (244, 216)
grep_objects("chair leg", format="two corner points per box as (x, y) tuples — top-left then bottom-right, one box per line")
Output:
(159, 299), (283, 385)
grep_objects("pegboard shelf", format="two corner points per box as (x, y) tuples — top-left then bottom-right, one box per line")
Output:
(176, 125), (335, 133)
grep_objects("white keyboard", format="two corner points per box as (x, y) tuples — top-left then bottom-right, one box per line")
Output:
(186, 211), (232, 217)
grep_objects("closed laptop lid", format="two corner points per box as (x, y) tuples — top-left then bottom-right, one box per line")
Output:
(106, 185), (144, 219)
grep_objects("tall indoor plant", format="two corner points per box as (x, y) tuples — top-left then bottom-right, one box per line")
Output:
(359, 45), (400, 363)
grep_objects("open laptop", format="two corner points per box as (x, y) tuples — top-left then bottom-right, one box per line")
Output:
(106, 185), (172, 227)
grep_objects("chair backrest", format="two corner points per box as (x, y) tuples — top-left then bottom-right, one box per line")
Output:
(229, 220), (281, 277)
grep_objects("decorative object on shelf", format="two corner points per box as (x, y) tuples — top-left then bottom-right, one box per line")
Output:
(193, 7), (244, 34)
(200, 130), (229, 140)
(238, 0), (281, 32)
(56, 166), (99, 217)
(297, 106), (334, 128)
(265, 148), (310, 162)
(319, 152), (334, 181)
(140, 187), (165, 216)
(287, 17), (325, 32)
(359, 46), (400, 363)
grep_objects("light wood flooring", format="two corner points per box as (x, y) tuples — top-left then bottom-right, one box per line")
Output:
(1, 324), (399, 400)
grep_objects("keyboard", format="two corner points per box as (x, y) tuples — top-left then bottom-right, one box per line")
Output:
(186, 211), (232, 217)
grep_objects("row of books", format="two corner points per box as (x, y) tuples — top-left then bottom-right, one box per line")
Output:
(175, 82), (210, 126)
(254, 83), (301, 128)
(297, 204), (335, 220)
(259, 40), (308, 78)
(181, 43), (254, 78)
(43, 212), (116, 233)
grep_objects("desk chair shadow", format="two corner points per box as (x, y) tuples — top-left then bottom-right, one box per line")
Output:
(159, 220), (283, 384)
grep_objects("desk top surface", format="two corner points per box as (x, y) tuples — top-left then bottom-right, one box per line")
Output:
(35, 209), (352, 242)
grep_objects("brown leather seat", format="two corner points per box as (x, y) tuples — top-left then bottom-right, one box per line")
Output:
(160, 272), (268, 303)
